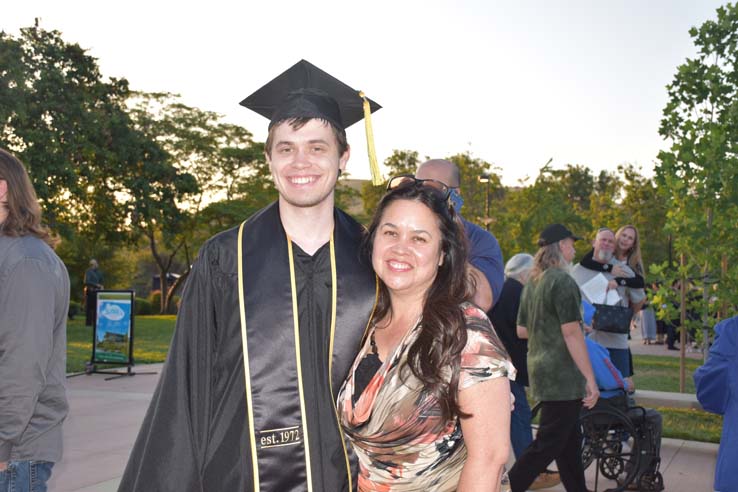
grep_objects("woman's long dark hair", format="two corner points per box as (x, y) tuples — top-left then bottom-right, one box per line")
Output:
(362, 183), (472, 421)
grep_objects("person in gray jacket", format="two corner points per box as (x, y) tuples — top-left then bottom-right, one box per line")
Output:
(0, 148), (69, 492)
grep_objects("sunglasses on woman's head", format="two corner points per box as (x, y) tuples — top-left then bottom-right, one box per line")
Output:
(386, 175), (451, 200)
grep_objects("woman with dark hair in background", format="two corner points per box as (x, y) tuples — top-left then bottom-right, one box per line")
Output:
(337, 176), (514, 492)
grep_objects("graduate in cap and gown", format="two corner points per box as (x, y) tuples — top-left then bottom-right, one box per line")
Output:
(118, 60), (381, 492)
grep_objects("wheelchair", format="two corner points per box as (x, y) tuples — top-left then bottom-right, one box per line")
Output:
(579, 392), (664, 492)
(530, 392), (663, 492)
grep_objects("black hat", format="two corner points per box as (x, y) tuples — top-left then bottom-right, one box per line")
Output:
(239, 59), (381, 131)
(239, 59), (383, 185)
(538, 224), (582, 247)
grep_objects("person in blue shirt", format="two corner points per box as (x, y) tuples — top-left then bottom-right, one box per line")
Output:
(694, 315), (737, 492)
(585, 336), (663, 490)
(416, 159), (504, 311)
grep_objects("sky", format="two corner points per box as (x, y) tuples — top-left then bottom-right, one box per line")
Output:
(4, 0), (728, 185)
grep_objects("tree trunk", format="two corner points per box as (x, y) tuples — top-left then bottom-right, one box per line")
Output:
(679, 253), (686, 393)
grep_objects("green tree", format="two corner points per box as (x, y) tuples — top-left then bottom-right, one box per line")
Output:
(494, 162), (590, 258)
(446, 152), (501, 230)
(617, 164), (669, 270)
(0, 24), (137, 241)
(127, 92), (246, 313)
(0, 25), (197, 302)
(360, 149), (420, 218)
(655, 2), (738, 339)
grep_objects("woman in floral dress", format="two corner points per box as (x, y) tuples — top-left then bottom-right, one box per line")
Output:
(337, 176), (514, 492)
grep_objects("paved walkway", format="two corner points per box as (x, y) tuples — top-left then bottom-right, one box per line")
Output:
(48, 328), (718, 491)
(628, 325), (706, 360)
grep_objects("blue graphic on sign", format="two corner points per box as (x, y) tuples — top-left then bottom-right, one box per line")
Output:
(94, 296), (132, 363)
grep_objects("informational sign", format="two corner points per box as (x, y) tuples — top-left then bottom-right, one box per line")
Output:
(92, 290), (134, 365)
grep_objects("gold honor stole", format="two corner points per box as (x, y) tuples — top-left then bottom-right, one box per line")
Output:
(236, 203), (376, 491)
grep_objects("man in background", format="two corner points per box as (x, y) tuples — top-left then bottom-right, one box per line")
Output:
(416, 158), (504, 311)
(509, 223), (598, 492)
(84, 258), (104, 326)
(586, 336), (663, 490)
(571, 228), (645, 378)
(0, 148), (70, 492)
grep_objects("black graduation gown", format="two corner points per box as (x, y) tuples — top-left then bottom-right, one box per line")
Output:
(118, 203), (376, 492)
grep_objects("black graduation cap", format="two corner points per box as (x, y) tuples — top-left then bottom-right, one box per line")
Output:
(240, 60), (384, 185)
(239, 59), (381, 131)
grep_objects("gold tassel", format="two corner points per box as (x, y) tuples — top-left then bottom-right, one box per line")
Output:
(359, 91), (383, 186)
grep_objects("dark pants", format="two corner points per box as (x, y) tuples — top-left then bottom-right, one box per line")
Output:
(629, 408), (663, 479)
(509, 380), (534, 458)
(509, 399), (587, 492)
(666, 323), (678, 348)
(84, 288), (98, 326)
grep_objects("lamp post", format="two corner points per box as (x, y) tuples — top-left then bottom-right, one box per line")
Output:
(478, 174), (491, 231)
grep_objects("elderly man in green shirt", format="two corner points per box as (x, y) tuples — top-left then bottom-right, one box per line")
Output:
(508, 224), (599, 492)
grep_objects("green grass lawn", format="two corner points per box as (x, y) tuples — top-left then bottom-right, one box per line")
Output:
(66, 315), (176, 373)
(632, 354), (702, 393)
(657, 407), (722, 443)
(632, 354), (722, 443)
(66, 317), (723, 442)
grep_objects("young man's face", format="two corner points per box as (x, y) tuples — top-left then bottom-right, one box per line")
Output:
(266, 119), (349, 210)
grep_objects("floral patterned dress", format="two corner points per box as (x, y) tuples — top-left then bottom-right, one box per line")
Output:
(337, 303), (515, 491)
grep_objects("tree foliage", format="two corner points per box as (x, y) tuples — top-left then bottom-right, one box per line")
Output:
(0, 25), (197, 309)
(654, 2), (738, 332)
(7, 20), (727, 328)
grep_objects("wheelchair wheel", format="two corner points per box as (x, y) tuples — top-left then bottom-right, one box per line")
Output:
(638, 471), (664, 492)
(580, 407), (641, 492)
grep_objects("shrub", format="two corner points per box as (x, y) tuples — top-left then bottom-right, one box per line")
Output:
(148, 290), (162, 307)
(146, 290), (179, 314)
(135, 298), (154, 316)
(68, 301), (82, 320)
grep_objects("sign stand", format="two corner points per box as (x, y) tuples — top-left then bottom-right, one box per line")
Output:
(68, 290), (157, 381)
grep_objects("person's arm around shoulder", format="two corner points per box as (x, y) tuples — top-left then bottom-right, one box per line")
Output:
(610, 267), (645, 289)
(694, 318), (738, 415)
(0, 258), (59, 469)
(580, 249), (607, 272)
